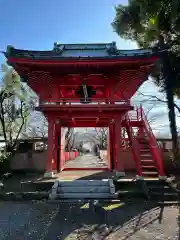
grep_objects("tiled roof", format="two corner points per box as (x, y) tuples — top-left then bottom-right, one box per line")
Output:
(4, 42), (154, 60)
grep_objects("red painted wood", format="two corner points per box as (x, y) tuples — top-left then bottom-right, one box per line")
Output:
(46, 119), (55, 172)
(64, 152), (78, 161)
(6, 50), (165, 176)
(114, 117), (124, 172)
(125, 115), (142, 176)
(7, 56), (158, 66)
(8, 55), (157, 103)
(63, 168), (109, 171)
(112, 123), (116, 170)
(139, 105), (165, 176)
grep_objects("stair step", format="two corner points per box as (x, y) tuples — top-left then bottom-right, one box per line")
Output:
(148, 185), (175, 193)
(57, 180), (109, 186)
(140, 156), (152, 160)
(57, 186), (110, 193)
(141, 160), (154, 162)
(140, 149), (151, 152)
(138, 142), (148, 145)
(141, 166), (156, 169)
(50, 179), (115, 200)
(139, 145), (149, 149)
(54, 193), (115, 199)
(142, 171), (158, 175)
(140, 154), (152, 157)
(149, 185), (169, 189)
(151, 192), (178, 196)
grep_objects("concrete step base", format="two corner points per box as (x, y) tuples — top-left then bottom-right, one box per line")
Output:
(50, 179), (115, 200)
(52, 193), (116, 199)
(57, 186), (110, 193)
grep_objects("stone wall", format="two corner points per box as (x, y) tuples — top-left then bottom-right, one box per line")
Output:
(10, 149), (172, 173)
(10, 150), (78, 172)
(8, 138), (174, 173)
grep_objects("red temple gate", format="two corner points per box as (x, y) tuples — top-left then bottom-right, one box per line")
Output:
(4, 42), (165, 178)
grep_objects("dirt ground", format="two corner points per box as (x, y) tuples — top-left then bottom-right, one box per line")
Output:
(0, 200), (179, 240)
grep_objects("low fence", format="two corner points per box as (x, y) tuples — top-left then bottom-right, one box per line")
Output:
(10, 150), (79, 172)
(64, 152), (78, 161)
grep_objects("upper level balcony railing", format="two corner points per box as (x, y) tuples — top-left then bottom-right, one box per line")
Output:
(38, 98), (131, 106)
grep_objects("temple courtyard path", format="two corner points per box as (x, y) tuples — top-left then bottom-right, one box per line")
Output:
(0, 201), (179, 239)
(65, 153), (108, 169)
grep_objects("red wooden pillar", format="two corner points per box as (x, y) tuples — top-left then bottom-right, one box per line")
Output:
(114, 116), (125, 176)
(54, 123), (61, 172)
(59, 126), (65, 171)
(108, 122), (115, 171)
(54, 124), (65, 172)
(107, 126), (111, 170)
(44, 118), (55, 178)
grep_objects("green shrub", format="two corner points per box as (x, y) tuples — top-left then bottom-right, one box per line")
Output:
(0, 151), (11, 174)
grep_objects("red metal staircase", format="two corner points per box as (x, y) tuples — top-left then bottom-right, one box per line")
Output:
(123, 105), (165, 178)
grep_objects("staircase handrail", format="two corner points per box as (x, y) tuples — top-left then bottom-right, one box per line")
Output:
(138, 105), (164, 176)
(125, 113), (142, 176)
(138, 105), (162, 150)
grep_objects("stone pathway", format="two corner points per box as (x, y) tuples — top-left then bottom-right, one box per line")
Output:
(65, 154), (107, 169)
(0, 201), (179, 239)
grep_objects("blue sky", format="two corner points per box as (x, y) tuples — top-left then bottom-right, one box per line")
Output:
(0, 0), (135, 61)
(0, 0), (174, 136)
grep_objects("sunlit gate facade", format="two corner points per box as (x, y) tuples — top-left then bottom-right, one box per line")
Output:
(4, 42), (165, 178)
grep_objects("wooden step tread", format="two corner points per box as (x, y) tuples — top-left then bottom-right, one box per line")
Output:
(140, 149), (151, 152)
(141, 160), (154, 162)
(141, 166), (156, 169)
(140, 154), (152, 157)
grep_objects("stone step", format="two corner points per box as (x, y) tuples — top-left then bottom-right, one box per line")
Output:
(149, 185), (178, 193)
(142, 174), (158, 177)
(57, 180), (110, 187)
(57, 186), (110, 193)
(54, 193), (115, 199)
(142, 171), (158, 177)
(50, 179), (115, 200)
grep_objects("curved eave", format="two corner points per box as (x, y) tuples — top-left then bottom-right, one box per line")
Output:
(6, 55), (158, 67)
(4, 47), (158, 61)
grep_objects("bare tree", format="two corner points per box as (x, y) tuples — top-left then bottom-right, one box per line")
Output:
(23, 113), (48, 139)
(65, 128), (75, 151)
(0, 64), (35, 153)
(137, 91), (180, 115)
(94, 128), (108, 150)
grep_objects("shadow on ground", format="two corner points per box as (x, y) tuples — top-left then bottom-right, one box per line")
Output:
(45, 201), (169, 239)
(0, 200), (178, 240)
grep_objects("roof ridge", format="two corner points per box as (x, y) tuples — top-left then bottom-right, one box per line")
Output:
(54, 42), (114, 46)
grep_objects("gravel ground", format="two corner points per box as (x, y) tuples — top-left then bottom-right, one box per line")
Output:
(0, 201), (179, 240)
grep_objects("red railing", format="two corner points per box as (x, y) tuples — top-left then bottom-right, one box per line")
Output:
(64, 151), (78, 161)
(125, 114), (142, 176)
(128, 109), (139, 121)
(138, 105), (165, 176)
(40, 99), (131, 105)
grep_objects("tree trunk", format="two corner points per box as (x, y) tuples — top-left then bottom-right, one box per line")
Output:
(159, 36), (179, 165)
(165, 78), (179, 165)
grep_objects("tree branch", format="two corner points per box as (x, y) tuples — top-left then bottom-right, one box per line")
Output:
(138, 91), (180, 113)
(12, 101), (25, 149)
